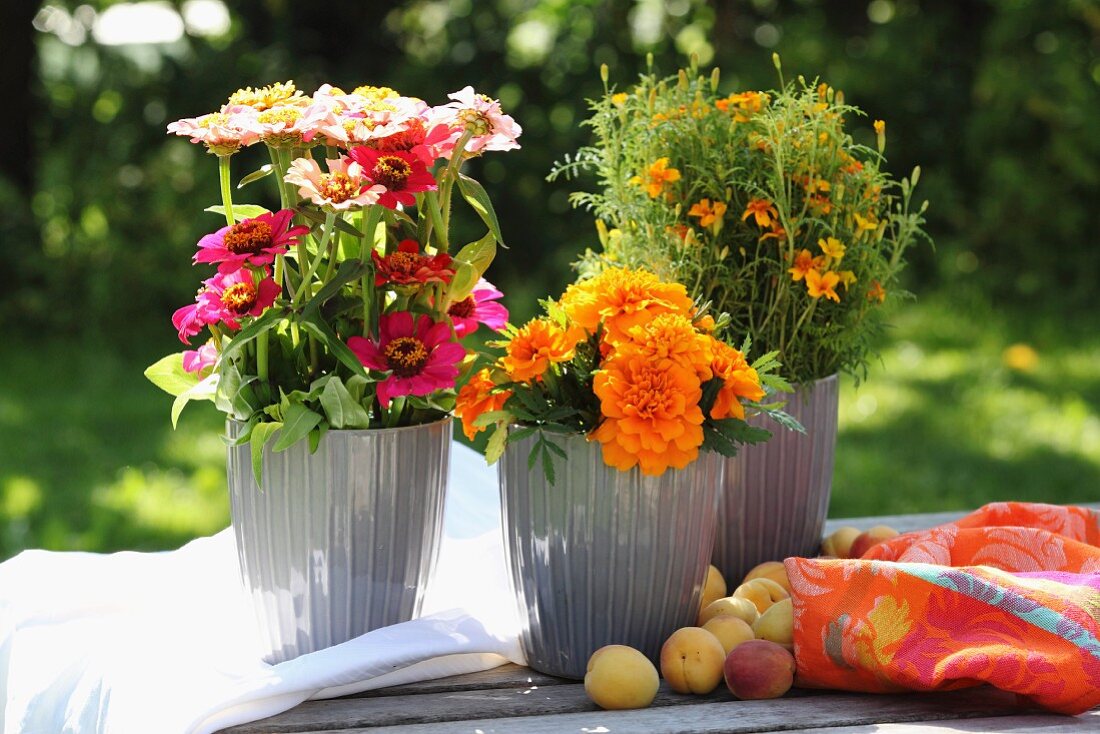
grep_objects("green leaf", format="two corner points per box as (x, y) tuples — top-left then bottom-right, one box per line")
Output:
(205, 204), (270, 219)
(448, 261), (479, 303)
(249, 421), (282, 487)
(507, 425), (539, 442)
(220, 308), (287, 362)
(472, 409), (512, 428)
(345, 374), (369, 404)
(320, 376), (371, 428)
(272, 403), (323, 452)
(309, 422), (328, 453)
(457, 174), (506, 247)
(145, 353), (202, 397)
(298, 315), (367, 376)
(296, 206), (364, 237)
(171, 373), (218, 428)
(540, 441), (557, 485)
(485, 422), (508, 465)
(300, 259), (369, 320)
(454, 231), (497, 278)
(237, 165), (274, 189)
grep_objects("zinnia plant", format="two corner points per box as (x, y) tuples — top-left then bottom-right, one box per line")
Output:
(455, 267), (798, 480)
(146, 81), (520, 479)
(552, 57), (931, 383)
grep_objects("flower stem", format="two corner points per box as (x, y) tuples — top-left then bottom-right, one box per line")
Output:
(218, 155), (235, 226)
(256, 331), (269, 382)
(293, 211), (336, 306)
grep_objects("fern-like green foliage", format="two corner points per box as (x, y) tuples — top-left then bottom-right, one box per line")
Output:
(551, 59), (932, 384)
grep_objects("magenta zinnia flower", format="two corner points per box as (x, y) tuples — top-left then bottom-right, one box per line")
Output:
(447, 279), (508, 337)
(182, 341), (219, 375)
(347, 312), (465, 407)
(198, 268), (281, 330)
(193, 209), (308, 274)
(346, 147), (437, 208)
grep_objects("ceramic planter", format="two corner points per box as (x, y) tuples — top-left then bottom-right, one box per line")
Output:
(500, 431), (724, 679)
(226, 418), (451, 664)
(712, 374), (839, 581)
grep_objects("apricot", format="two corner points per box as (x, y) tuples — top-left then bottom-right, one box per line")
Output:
(752, 597), (793, 650)
(697, 596), (759, 627)
(702, 615), (755, 655)
(699, 564), (728, 612)
(584, 645), (659, 710)
(660, 627), (727, 694)
(743, 561), (791, 594)
(821, 526), (861, 558)
(732, 578), (790, 614)
(723, 639), (796, 700)
(849, 525), (900, 559)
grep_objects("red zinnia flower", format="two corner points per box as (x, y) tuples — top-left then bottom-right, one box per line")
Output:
(347, 147), (436, 208)
(372, 240), (454, 287)
(347, 312), (465, 407)
(193, 209), (308, 274)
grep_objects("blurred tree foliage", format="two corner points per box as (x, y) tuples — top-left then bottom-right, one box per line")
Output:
(3, 0), (1098, 343)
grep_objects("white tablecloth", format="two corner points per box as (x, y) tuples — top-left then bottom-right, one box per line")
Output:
(0, 443), (523, 734)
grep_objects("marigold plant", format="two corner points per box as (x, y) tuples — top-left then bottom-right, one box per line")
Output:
(145, 81), (520, 480)
(552, 57), (931, 383)
(454, 267), (797, 479)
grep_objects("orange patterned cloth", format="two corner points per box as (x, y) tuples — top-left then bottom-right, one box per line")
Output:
(784, 502), (1100, 715)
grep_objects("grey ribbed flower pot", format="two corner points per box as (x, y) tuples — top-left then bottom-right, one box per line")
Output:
(712, 374), (838, 581)
(226, 418), (451, 664)
(500, 432), (724, 679)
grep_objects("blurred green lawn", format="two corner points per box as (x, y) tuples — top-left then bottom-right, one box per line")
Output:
(1, 287), (1097, 559)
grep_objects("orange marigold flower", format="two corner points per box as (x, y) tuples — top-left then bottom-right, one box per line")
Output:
(760, 222), (787, 242)
(591, 354), (705, 476)
(611, 92), (628, 106)
(742, 198), (779, 229)
(454, 369), (510, 441)
(853, 212), (878, 234)
(806, 269), (841, 303)
(808, 194), (832, 215)
(838, 270), (857, 290)
(620, 312), (715, 380)
(873, 119), (886, 135)
(818, 236), (846, 264)
(629, 157), (681, 198)
(867, 280), (887, 303)
(560, 267), (696, 343)
(709, 340), (765, 421)
(789, 249), (816, 282)
(688, 198), (727, 227)
(501, 318), (582, 383)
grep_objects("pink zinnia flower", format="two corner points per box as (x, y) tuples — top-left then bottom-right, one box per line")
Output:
(284, 157), (385, 211)
(172, 296), (217, 345)
(166, 107), (259, 155)
(347, 312), (465, 407)
(431, 86), (522, 156)
(447, 280), (508, 337)
(346, 148), (437, 209)
(182, 341), (219, 375)
(193, 209), (309, 274)
(198, 268), (281, 331)
(253, 102), (333, 147)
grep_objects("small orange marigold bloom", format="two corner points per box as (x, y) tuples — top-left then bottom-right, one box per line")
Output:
(709, 340), (766, 421)
(501, 318), (582, 383)
(560, 267), (696, 344)
(620, 312), (715, 381)
(789, 249), (816, 282)
(806, 269), (841, 303)
(629, 157), (681, 198)
(688, 198), (727, 227)
(741, 198), (779, 229)
(873, 119), (886, 135)
(867, 280), (887, 303)
(591, 354), (705, 476)
(454, 369), (510, 441)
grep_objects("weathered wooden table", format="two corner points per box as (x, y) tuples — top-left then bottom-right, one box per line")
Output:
(221, 509), (1100, 733)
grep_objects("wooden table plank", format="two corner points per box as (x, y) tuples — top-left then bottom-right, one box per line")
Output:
(348, 664), (564, 699)
(794, 709), (1099, 733)
(275, 688), (1053, 733)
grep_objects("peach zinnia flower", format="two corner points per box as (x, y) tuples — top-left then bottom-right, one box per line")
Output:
(591, 355), (705, 476)
(284, 157), (384, 210)
(559, 267), (695, 344)
(619, 313), (714, 381)
(629, 157), (681, 199)
(741, 198), (779, 229)
(501, 318), (583, 383)
(454, 369), (511, 441)
(806, 269), (841, 303)
(688, 198), (727, 228)
(167, 109), (259, 155)
(432, 86), (523, 155)
(709, 341), (765, 421)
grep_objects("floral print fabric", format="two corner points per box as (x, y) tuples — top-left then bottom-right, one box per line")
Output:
(784, 502), (1100, 714)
